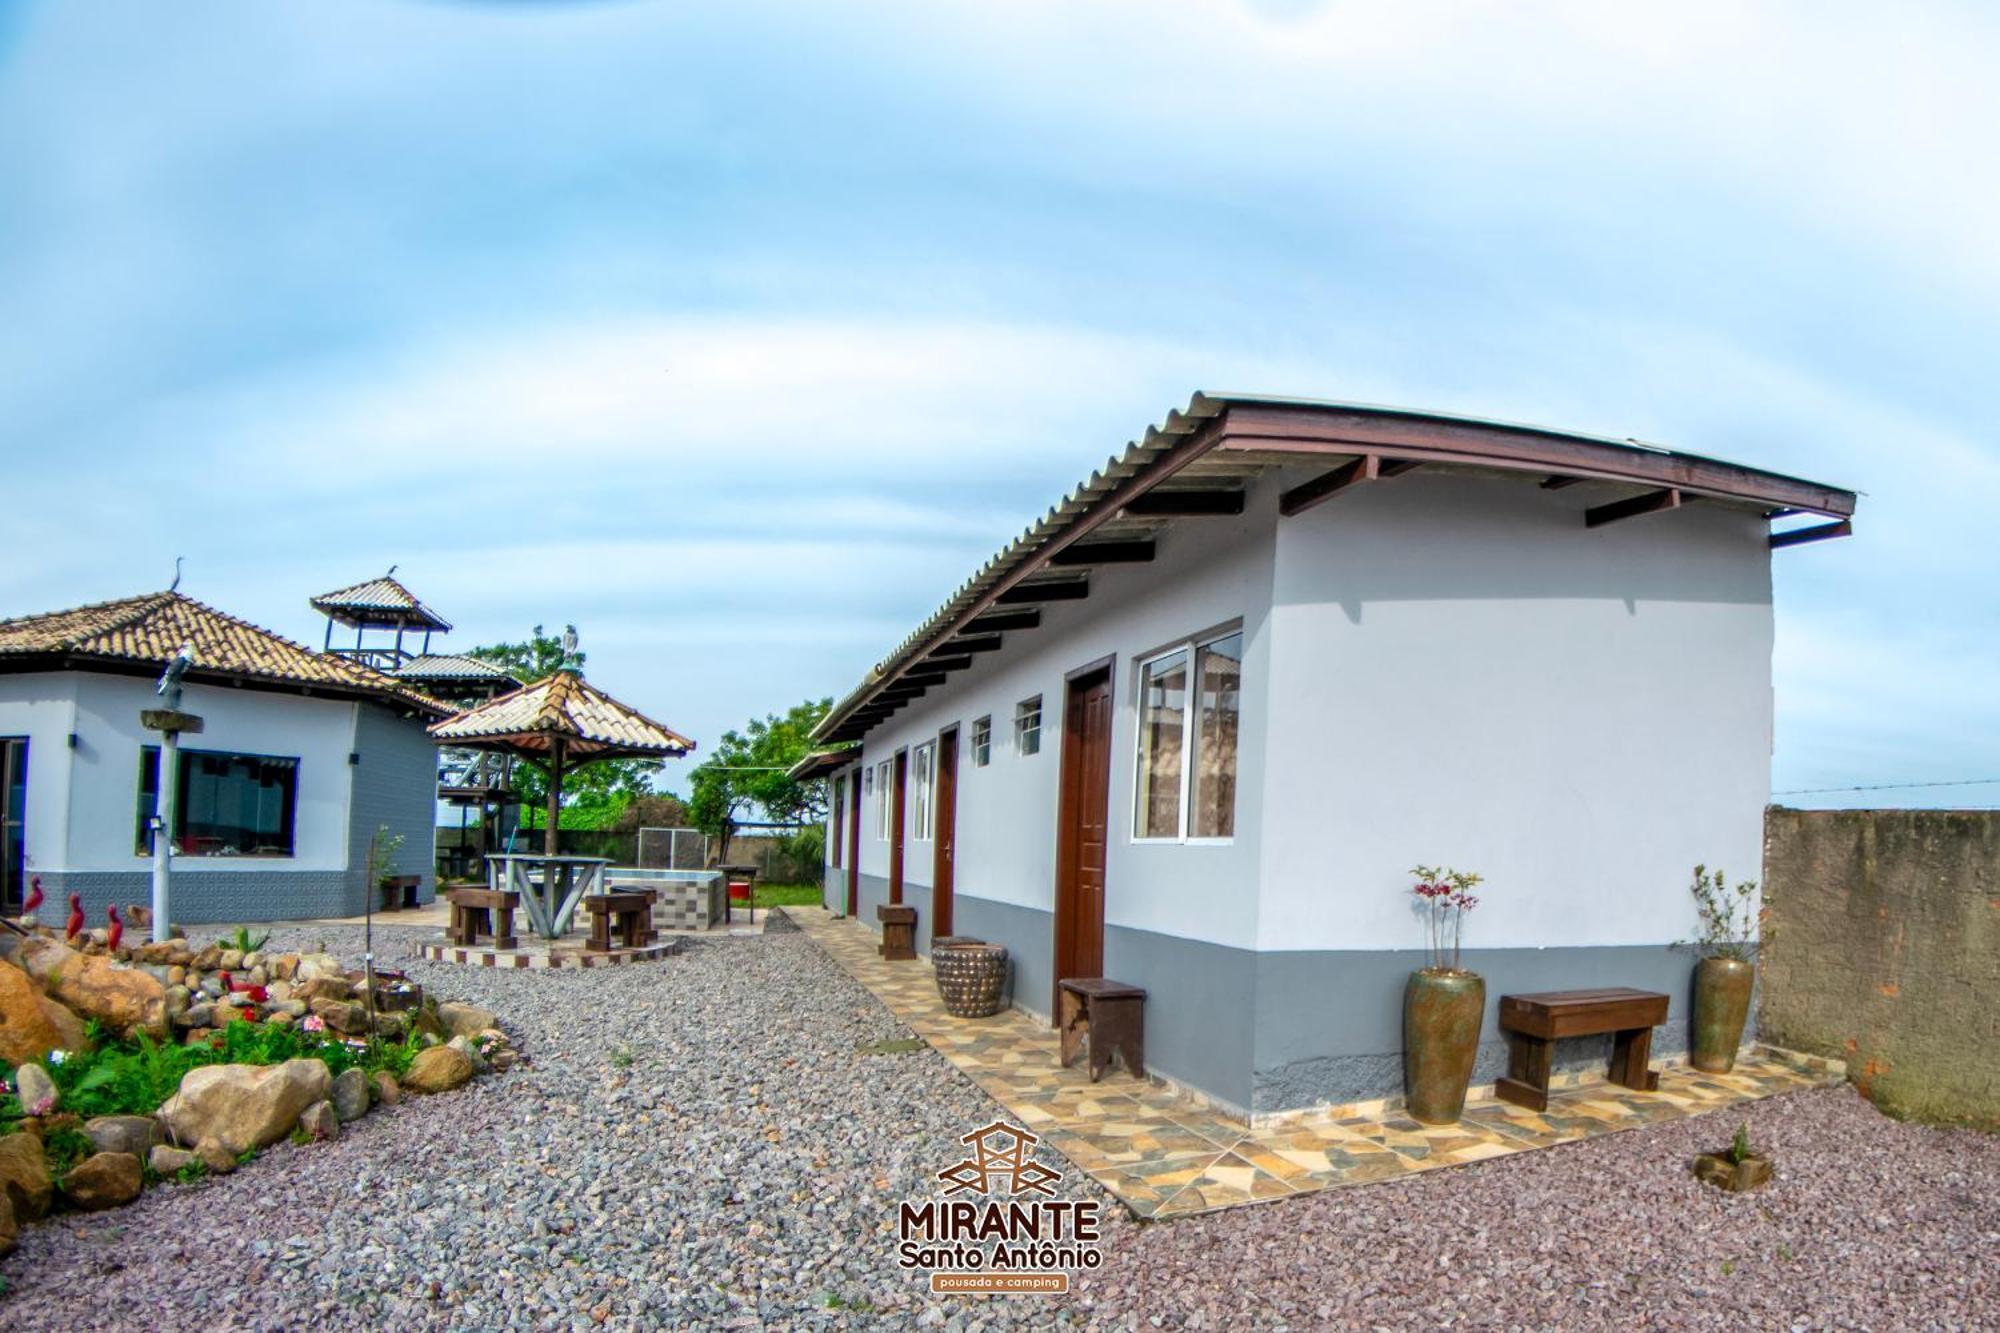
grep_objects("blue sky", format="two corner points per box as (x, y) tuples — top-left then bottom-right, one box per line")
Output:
(2, 1), (1994, 805)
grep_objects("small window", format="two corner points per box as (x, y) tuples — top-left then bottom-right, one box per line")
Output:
(912, 743), (935, 840)
(875, 761), (892, 839)
(864, 766), (873, 795)
(137, 746), (299, 857)
(970, 716), (992, 767)
(831, 781), (845, 869)
(1133, 629), (1243, 842)
(1015, 697), (1042, 757)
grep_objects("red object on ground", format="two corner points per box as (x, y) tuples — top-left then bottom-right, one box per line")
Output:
(65, 894), (84, 941)
(23, 876), (43, 915)
(728, 880), (752, 902)
(106, 905), (123, 953)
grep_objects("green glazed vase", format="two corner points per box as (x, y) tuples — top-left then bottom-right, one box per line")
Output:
(1691, 956), (1754, 1073)
(1404, 970), (1485, 1124)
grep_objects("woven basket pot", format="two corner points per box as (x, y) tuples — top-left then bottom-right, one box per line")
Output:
(934, 943), (1009, 1018)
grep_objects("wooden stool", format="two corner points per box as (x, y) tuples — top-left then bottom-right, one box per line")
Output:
(379, 875), (422, 912)
(583, 890), (657, 952)
(1496, 987), (1669, 1112)
(1057, 978), (1147, 1082)
(445, 887), (519, 950)
(876, 904), (918, 960)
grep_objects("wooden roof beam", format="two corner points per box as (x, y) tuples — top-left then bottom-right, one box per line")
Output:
(943, 634), (1005, 654)
(1769, 518), (1852, 549)
(1586, 488), (1682, 528)
(1048, 540), (1154, 566)
(995, 580), (1089, 605)
(1123, 489), (1244, 517)
(923, 656), (974, 673)
(966, 610), (1040, 633)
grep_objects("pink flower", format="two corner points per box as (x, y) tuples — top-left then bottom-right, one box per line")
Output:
(301, 1014), (326, 1033)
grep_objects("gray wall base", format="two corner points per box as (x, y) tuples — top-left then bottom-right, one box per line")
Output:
(34, 869), (358, 929)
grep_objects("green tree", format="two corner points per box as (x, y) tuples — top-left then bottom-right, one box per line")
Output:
(687, 698), (839, 861)
(466, 625), (669, 827)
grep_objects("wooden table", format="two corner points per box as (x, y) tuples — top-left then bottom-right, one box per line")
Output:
(1495, 987), (1669, 1112)
(1057, 978), (1147, 1082)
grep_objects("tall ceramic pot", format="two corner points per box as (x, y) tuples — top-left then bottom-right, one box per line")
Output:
(1691, 956), (1754, 1073)
(1404, 970), (1485, 1124)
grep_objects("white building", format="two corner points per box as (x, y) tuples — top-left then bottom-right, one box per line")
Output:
(809, 395), (1857, 1118)
(0, 591), (449, 926)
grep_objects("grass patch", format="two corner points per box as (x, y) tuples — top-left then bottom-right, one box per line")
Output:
(753, 883), (824, 909)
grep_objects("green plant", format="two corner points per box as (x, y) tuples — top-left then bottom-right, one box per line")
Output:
(174, 1158), (209, 1184)
(610, 1046), (634, 1069)
(43, 1125), (95, 1184)
(367, 825), (407, 887)
(1686, 865), (1760, 961)
(227, 926), (272, 955)
(1721, 1259), (1736, 1278)
(1729, 1123), (1754, 1165)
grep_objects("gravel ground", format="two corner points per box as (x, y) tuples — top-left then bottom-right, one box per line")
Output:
(3, 919), (1994, 1331)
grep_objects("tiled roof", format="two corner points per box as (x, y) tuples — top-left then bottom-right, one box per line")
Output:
(310, 575), (451, 631)
(0, 591), (454, 717)
(393, 653), (521, 683)
(428, 669), (696, 761)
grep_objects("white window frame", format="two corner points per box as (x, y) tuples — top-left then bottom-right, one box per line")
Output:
(875, 760), (892, 840)
(970, 716), (992, 768)
(1130, 627), (1242, 846)
(1015, 696), (1042, 757)
(911, 742), (935, 841)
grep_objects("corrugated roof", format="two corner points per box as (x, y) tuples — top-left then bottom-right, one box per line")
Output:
(310, 575), (451, 631)
(0, 591), (455, 717)
(787, 748), (858, 782)
(812, 392), (1861, 744)
(429, 668), (697, 761)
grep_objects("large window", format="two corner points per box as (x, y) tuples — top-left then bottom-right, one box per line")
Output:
(1015, 697), (1042, 757)
(911, 742), (935, 840)
(1133, 630), (1242, 842)
(137, 746), (299, 857)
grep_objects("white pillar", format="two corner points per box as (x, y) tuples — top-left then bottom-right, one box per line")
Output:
(151, 730), (178, 944)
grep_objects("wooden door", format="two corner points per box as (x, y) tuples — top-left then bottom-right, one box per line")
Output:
(888, 750), (908, 905)
(1053, 665), (1113, 1015)
(846, 768), (862, 916)
(932, 726), (959, 939)
(0, 738), (23, 915)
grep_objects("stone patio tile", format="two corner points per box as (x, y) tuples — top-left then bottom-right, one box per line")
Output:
(1151, 1153), (1297, 1216)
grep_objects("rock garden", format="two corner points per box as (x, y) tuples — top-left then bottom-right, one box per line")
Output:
(0, 921), (518, 1257)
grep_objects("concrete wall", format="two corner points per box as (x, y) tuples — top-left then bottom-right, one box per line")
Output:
(349, 698), (440, 910)
(1760, 808), (1999, 1129)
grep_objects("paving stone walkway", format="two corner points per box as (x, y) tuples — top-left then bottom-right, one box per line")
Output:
(789, 905), (1845, 1219)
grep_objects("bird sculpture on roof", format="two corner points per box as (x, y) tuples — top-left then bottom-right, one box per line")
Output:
(156, 641), (195, 710)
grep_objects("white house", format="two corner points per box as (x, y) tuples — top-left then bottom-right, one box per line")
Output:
(0, 590), (450, 926)
(809, 394), (1857, 1118)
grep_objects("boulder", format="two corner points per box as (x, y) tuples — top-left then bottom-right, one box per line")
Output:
(329, 1068), (370, 1123)
(85, 1114), (162, 1160)
(61, 1151), (142, 1211)
(270, 955), (298, 981)
(194, 1138), (236, 1174)
(402, 1045), (473, 1095)
(18, 938), (167, 1040)
(157, 1059), (330, 1155)
(370, 1071), (401, 1106)
(437, 1002), (498, 1040)
(218, 949), (244, 971)
(295, 954), (343, 982)
(299, 1100), (339, 1141)
(447, 1034), (490, 1075)
(0, 1132), (52, 1221)
(0, 960), (77, 1066)
(191, 946), (222, 972)
(14, 1063), (59, 1115)
(148, 1144), (196, 1176)
(0, 1190), (14, 1257)
(294, 976), (355, 1004)
(310, 998), (370, 1036)
(373, 1012), (408, 1039)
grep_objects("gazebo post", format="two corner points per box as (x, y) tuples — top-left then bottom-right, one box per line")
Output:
(545, 735), (567, 857)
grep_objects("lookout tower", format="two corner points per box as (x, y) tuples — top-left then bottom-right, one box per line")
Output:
(311, 569), (451, 672)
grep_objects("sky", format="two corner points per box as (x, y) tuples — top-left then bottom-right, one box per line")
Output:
(1, 1), (1994, 806)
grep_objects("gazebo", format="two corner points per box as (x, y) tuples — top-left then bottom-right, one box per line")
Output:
(429, 664), (695, 938)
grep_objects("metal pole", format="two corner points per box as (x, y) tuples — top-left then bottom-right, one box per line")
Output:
(151, 730), (178, 943)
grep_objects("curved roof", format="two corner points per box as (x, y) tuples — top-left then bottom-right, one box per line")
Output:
(310, 575), (451, 632)
(429, 668), (696, 762)
(814, 392), (1860, 744)
(0, 591), (454, 717)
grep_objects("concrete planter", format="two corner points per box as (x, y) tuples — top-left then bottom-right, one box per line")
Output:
(1692, 1150), (1772, 1193)
(1404, 969), (1484, 1124)
(1692, 956), (1754, 1073)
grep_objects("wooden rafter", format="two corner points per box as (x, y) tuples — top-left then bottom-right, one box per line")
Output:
(966, 610), (1040, 633)
(1585, 488), (1682, 528)
(1123, 489), (1244, 517)
(1768, 519), (1852, 549)
(995, 580), (1089, 605)
(1280, 454), (1376, 517)
(1049, 540), (1155, 566)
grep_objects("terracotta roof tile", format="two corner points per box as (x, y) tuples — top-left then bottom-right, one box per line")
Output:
(428, 669), (695, 760)
(310, 575), (451, 631)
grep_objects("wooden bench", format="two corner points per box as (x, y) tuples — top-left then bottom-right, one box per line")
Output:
(1057, 978), (1147, 1082)
(379, 875), (422, 912)
(583, 890), (657, 952)
(1496, 987), (1669, 1112)
(445, 887), (520, 950)
(876, 903), (918, 960)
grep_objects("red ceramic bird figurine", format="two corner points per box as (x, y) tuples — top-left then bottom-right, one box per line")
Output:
(22, 876), (43, 917)
(65, 893), (84, 942)
(106, 904), (123, 953)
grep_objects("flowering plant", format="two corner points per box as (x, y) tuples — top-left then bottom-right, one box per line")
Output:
(301, 1014), (326, 1034)
(1411, 865), (1484, 973)
(1684, 865), (1761, 962)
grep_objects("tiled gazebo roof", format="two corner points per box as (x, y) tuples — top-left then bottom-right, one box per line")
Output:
(428, 669), (696, 762)
(310, 575), (451, 632)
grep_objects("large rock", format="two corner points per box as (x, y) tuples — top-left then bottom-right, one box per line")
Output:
(402, 1045), (473, 1095)
(0, 960), (82, 1066)
(18, 938), (167, 1040)
(85, 1114), (162, 1160)
(294, 976), (354, 1004)
(299, 1100), (339, 1141)
(0, 1190), (14, 1257)
(328, 1068), (370, 1123)
(194, 1138), (236, 1174)
(310, 998), (370, 1036)
(437, 1002), (497, 1040)
(14, 1062), (58, 1115)
(370, 1071), (401, 1106)
(157, 1059), (330, 1155)
(0, 1132), (52, 1221)
(61, 1151), (142, 1211)
(148, 1144), (196, 1176)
